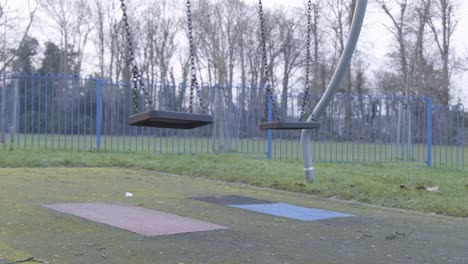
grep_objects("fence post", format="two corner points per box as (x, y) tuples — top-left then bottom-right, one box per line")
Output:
(1, 74), (5, 149)
(427, 98), (432, 168)
(96, 79), (102, 151)
(267, 96), (272, 160)
(10, 77), (19, 150)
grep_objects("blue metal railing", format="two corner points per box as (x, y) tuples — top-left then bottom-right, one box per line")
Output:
(0, 72), (464, 170)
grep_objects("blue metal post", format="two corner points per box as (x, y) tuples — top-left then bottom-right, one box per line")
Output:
(37, 77), (41, 149)
(1, 74), (6, 149)
(427, 98), (432, 167)
(96, 79), (102, 151)
(462, 105), (465, 171)
(267, 96), (273, 160)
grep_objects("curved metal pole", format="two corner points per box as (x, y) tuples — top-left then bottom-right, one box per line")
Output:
(301, 0), (368, 183)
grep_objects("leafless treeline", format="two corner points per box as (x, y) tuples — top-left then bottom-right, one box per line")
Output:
(376, 0), (465, 105)
(1, 0), (465, 106)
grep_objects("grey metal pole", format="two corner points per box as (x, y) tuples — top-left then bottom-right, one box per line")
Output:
(301, 0), (368, 183)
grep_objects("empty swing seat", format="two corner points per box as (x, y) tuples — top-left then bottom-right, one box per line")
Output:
(128, 110), (213, 129)
(259, 121), (321, 130)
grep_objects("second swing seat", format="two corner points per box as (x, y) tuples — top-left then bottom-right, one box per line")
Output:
(259, 121), (321, 130)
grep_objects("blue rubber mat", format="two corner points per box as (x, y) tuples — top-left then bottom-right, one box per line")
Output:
(229, 203), (353, 221)
(191, 195), (274, 205)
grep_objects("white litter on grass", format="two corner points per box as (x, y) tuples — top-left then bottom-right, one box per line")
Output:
(125, 192), (134, 198)
(425, 186), (440, 192)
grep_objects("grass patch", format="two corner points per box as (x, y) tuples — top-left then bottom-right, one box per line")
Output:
(0, 149), (467, 217)
(5, 133), (466, 168)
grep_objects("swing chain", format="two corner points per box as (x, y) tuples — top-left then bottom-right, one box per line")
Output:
(120, 0), (151, 113)
(299, 0), (313, 121)
(186, 0), (204, 114)
(259, 0), (278, 121)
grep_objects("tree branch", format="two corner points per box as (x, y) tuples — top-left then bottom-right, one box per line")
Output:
(0, 1), (37, 72)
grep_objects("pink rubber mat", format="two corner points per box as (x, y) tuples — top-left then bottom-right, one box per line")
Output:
(43, 202), (227, 236)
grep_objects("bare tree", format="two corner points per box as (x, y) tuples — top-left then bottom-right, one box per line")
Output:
(427, 0), (459, 105)
(136, 2), (178, 110)
(411, 0), (431, 93)
(40, 0), (93, 74)
(310, 0), (324, 95)
(194, 0), (250, 89)
(327, 0), (356, 94)
(0, 0), (38, 72)
(109, 2), (127, 82)
(0, 0), (38, 147)
(276, 9), (302, 118)
(378, 0), (412, 94)
(93, 0), (106, 78)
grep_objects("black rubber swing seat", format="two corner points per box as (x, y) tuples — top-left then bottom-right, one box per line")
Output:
(128, 110), (213, 129)
(259, 121), (321, 130)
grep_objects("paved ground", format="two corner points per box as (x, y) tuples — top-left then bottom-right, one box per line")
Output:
(0, 167), (467, 264)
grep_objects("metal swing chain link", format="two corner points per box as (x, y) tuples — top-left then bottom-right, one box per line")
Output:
(186, 0), (204, 114)
(120, 0), (151, 113)
(259, 0), (278, 121)
(299, 0), (313, 121)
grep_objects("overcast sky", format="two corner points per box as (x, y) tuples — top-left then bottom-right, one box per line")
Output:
(263, 0), (468, 54)
(8, 0), (468, 105)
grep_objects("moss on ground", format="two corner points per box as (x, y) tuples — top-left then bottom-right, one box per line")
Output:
(0, 149), (467, 218)
(0, 167), (467, 264)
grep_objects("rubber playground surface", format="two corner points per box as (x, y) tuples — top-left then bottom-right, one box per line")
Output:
(1, 167), (467, 264)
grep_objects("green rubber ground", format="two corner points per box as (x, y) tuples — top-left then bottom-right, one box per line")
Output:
(1, 167), (467, 264)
